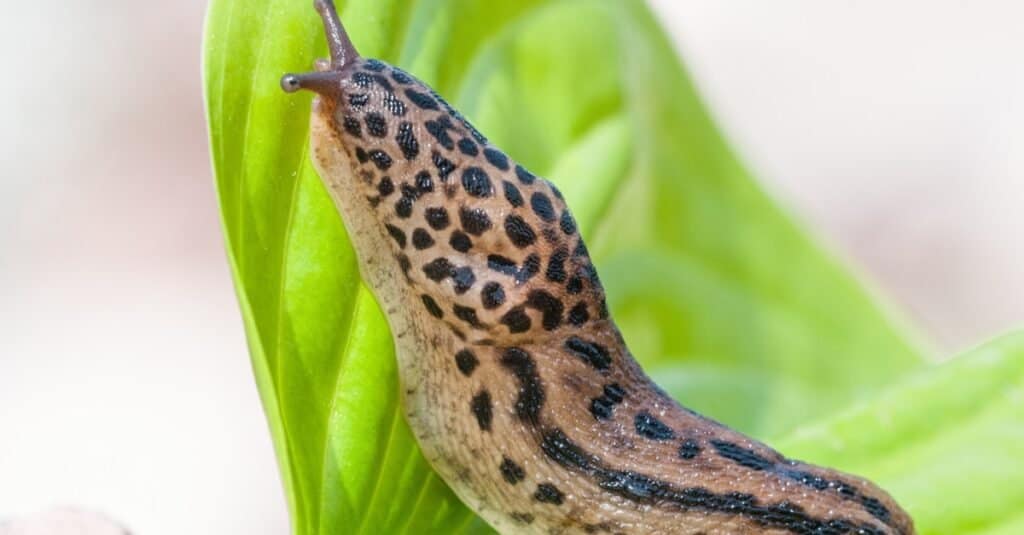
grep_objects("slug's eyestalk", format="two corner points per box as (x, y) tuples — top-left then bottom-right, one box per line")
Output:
(280, 0), (360, 95)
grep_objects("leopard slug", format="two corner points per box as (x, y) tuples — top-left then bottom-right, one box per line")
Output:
(280, 2), (914, 533)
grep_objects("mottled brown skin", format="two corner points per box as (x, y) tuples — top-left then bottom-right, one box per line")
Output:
(281, 2), (915, 534)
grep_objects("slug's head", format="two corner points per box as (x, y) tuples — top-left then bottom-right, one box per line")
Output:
(280, 0), (360, 97)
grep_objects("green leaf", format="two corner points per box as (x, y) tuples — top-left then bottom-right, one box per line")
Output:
(203, 0), (926, 533)
(776, 331), (1024, 535)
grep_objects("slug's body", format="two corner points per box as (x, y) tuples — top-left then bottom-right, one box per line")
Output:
(282, 3), (914, 533)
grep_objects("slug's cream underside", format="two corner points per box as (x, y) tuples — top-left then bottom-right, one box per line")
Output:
(280, 1), (914, 533)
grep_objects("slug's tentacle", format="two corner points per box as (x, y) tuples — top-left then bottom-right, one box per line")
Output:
(280, 2), (915, 533)
(314, 0), (359, 68)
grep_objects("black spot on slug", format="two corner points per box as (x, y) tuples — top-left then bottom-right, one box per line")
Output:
(394, 196), (413, 218)
(377, 176), (395, 197)
(352, 71), (372, 88)
(422, 257), (454, 282)
(501, 307), (531, 334)
(500, 457), (525, 484)
(679, 440), (701, 460)
(560, 211), (577, 235)
(348, 93), (369, 107)
(516, 254), (541, 284)
(432, 151), (455, 180)
(395, 122), (419, 160)
(503, 181), (524, 207)
(590, 383), (625, 421)
(425, 119), (454, 150)
(449, 230), (472, 252)
(566, 277), (584, 294)
(365, 112), (387, 137)
(459, 207), (492, 235)
(487, 255), (517, 277)
(452, 266), (476, 294)
(363, 59), (386, 71)
(481, 282), (506, 309)
(455, 349), (478, 376)
(425, 206), (449, 230)
(470, 390), (493, 431)
(461, 167), (493, 198)
(534, 483), (564, 505)
(391, 67), (413, 85)
(568, 302), (589, 326)
(368, 149), (393, 170)
(483, 147), (510, 171)
(546, 248), (568, 282)
(530, 192), (556, 222)
(382, 91), (406, 116)
(342, 116), (362, 137)
(526, 290), (563, 330)
(412, 228), (434, 250)
(604, 384), (625, 403)
(415, 171), (434, 193)
(457, 137), (478, 156)
(515, 164), (536, 184)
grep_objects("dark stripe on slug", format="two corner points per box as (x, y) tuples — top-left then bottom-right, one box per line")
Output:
(538, 428), (889, 535)
(713, 441), (896, 526)
(565, 337), (612, 370)
(710, 440), (777, 471)
(499, 347), (544, 423)
(385, 224), (406, 248)
(635, 411), (675, 440)
(405, 88), (439, 110)
(421, 294), (443, 319)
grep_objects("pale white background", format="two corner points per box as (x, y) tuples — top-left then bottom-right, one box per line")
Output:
(0, 1), (1020, 533)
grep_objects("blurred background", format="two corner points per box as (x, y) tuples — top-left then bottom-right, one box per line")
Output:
(0, 1), (1020, 533)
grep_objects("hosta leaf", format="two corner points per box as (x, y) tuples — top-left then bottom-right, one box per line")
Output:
(203, 0), (926, 533)
(777, 331), (1024, 535)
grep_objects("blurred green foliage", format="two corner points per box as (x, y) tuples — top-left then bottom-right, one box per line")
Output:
(203, 1), (1024, 533)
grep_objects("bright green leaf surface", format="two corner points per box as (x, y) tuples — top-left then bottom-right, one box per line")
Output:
(204, 0), (932, 533)
(777, 331), (1024, 535)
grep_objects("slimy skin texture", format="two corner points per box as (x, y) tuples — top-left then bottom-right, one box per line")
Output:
(281, 2), (915, 534)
